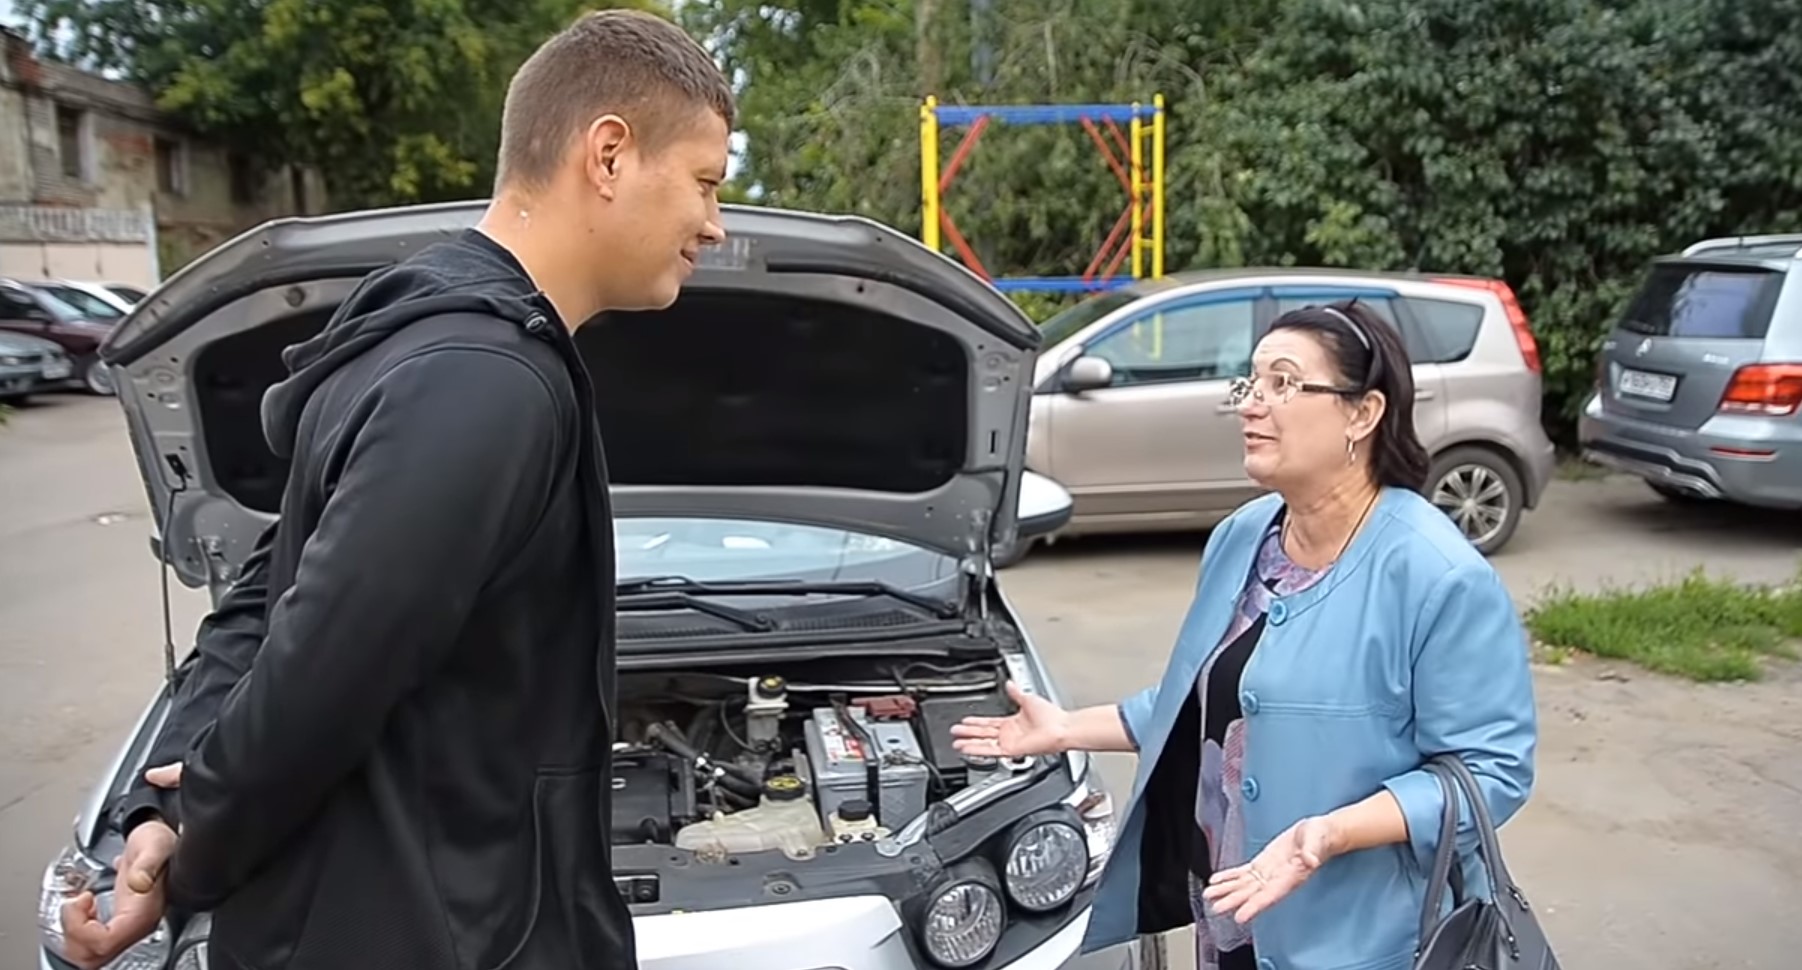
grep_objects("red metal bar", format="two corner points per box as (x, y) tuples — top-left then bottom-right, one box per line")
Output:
(939, 211), (990, 279)
(1100, 223), (1132, 281)
(939, 116), (990, 194)
(1080, 119), (1132, 192)
(1083, 204), (1136, 281)
(1104, 119), (1131, 165)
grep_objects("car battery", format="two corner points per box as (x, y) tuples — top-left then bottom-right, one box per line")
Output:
(803, 705), (930, 828)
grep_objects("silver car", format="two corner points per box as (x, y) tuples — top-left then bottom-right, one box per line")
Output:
(1014, 269), (1557, 560)
(1580, 234), (1802, 508)
(36, 202), (1158, 970)
(0, 330), (72, 400)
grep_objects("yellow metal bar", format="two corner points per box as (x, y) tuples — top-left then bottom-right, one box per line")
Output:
(920, 96), (941, 252)
(1130, 102), (1144, 279)
(1152, 94), (1166, 278)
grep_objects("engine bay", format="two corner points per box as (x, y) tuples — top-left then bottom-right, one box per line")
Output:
(610, 655), (1032, 861)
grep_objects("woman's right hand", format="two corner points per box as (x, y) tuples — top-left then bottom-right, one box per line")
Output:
(950, 681), (1071, 757)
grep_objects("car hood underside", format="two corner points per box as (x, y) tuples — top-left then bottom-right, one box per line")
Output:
(102, 202), (1041, 586)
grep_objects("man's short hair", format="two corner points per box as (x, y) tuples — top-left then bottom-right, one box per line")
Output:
(496, 10), (736, 190)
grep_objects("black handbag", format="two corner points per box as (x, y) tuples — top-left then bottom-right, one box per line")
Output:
(1412, 754), (1561, 970)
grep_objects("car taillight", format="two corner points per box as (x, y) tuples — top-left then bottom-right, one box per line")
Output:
(1433, 277), (1541, 374)
(1718, 363), (1802, 416)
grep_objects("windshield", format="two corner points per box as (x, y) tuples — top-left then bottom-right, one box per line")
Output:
(1036, 289), (1143, 348)
(615, 516), (960, 597)
(38, 285), (123, 320)
(23, 287), (93, 323)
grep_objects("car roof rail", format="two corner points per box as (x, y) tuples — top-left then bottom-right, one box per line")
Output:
(1680, 233), (1802, 259)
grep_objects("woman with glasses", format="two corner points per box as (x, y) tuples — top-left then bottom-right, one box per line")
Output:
(953, 301), (1538, 970)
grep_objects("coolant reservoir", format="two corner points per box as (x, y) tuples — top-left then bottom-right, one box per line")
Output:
(674, 774), (825, 860)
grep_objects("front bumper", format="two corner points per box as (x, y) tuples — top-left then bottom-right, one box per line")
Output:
(38, 901), (1145, 970)
(1579, 392), (1802, 509)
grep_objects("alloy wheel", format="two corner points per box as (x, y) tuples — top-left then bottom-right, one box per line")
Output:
(1431, 462), (1511, 549)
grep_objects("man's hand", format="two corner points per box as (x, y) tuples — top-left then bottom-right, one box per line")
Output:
(58, 819), (177, 970)
(144, 762), (182, 790)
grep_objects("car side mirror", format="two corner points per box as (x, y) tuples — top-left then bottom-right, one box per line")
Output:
(1015, 470), (1073, 540)
(1063, 355), (1113, 392)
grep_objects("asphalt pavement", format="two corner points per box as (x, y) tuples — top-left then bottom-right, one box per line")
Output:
(3, 395), (1798, 968)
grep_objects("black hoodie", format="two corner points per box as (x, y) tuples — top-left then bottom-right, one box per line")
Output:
(157, 230), (632, 970)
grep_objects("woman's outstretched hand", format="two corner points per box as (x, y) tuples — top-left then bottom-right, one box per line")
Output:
(950, 681), (1071, 758)
(1201, 815), (1341, 924)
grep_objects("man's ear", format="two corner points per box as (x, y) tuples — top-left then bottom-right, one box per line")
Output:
(584, 115), (632, 200)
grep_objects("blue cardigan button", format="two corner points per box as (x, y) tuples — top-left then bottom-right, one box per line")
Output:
(1269, 600), (1288, 625)
(1241, 776), (1260, 801)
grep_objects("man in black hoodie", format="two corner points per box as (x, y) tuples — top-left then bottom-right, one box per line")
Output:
(56, 10), (734, 970)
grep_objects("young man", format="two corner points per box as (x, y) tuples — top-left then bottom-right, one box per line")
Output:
(57, 10), (733, 970)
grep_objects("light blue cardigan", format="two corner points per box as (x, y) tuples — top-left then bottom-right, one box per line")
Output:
(1081, 488), (1538, 970)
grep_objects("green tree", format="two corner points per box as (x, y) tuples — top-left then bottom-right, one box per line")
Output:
(1171, 0), (1802, 432)
(20, 0), (664, 208)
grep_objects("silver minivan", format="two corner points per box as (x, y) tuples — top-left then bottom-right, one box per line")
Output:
(1580, 235), (1802, 508)
(1015, 269), (1558, 560)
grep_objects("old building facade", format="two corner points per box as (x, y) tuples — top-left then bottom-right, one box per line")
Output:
(0, 27), (324, 288)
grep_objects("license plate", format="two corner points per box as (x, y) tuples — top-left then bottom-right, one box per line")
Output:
(1618, 368), (1676, 401)
(43, 360), (72, 380)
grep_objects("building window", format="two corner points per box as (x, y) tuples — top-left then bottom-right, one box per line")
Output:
(228, 152), (258, 204)
(155, 136), (188, 195)
(56, 105), (86, 180)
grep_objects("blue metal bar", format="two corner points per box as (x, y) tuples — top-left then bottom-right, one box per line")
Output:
(934, 104), (1155, 126)
(991, 276), (1137, 294)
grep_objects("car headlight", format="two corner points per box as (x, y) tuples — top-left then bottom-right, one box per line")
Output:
(2, 355), (25, 366)
(38, 847), (172, 969)
(914, 858), (1006, 968)
(1001, 809), (1090, 913)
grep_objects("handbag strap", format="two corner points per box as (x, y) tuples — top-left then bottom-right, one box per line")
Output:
(1416, 762), (1463, 946)
(1429, 753), (1522, 899)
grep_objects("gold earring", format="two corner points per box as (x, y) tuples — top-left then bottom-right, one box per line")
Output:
(1346, 437), (1356, 466)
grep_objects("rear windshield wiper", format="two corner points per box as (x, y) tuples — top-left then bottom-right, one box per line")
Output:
(617, 575), (958, 620)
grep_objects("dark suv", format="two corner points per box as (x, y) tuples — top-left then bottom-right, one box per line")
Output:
(1580, 234), (1802, 508)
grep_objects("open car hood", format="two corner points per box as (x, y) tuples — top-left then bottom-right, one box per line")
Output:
(102, 202), (1041, 589)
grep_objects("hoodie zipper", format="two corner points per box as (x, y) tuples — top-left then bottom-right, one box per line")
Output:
(521, 308), (618, 742)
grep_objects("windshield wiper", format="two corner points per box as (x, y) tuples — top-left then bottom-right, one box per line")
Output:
(613, 589), (777, 632)
(617, 575), (958, 620)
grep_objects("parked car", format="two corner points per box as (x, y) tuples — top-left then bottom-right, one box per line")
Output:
(1008, 268), (1556, 562)
(0, 278), (117, 395)
(36, 202), (1155, 970)
(0, 330), (73, 401)
(27, 279), (133, 320)
(1580, 234), (1802, 510)
(97, 282), (150, 306)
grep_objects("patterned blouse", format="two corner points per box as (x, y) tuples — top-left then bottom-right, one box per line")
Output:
(1188, 519), (1329, 970)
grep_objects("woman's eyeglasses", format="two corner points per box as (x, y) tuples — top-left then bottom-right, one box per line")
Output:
(1226, 372), (1363, 408)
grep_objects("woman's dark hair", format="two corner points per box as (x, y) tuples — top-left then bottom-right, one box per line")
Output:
(1266, 300), (1430, 493)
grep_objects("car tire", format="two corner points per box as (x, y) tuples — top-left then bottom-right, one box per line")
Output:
(80, 356), (115, 396)
(1427, 446), (1524, 556)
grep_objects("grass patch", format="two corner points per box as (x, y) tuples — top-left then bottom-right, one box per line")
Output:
(1524, 569), (1802, 682)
